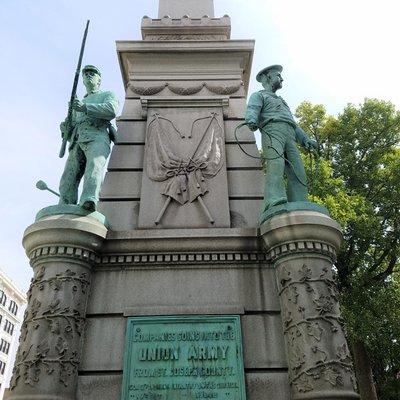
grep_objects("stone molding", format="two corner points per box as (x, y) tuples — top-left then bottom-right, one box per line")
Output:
(141, 15), (231, 40)
(99, 251), (269, 266)
(260, 211), (342, 252)
(266, 240), (337, 263)
(140, 95), (229, 117)
(27, 246), (270, 266)
(28, 245), (100, 266)
(23, 215), (107, 258)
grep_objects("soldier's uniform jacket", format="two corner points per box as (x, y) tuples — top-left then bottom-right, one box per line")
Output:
(245, 89), (307, 144)
(69, 90), (118, 147)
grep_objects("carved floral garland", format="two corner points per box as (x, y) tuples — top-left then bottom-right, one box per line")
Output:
(10, 266), (90, 390)
(278, 263), (357, 393)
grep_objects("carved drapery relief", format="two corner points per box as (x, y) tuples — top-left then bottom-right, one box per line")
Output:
(168, 82), (205, 95)
(9, 261), (92, 394)
(276, 260), (358, 395)
(205, 82), (242, 95)
(145, 112), (224, 225)
(128, 81), (242, 96)
(128, 82), (168, 95)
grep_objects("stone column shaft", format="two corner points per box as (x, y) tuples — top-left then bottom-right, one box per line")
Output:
(261, 211), (359, 400)
(7, 215), (106, 400)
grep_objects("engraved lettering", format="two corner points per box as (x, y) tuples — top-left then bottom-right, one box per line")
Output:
(220, 345), (228, 359)
(124, 317), (245, 400)
(138, 347), (180, 361)
(139, 348), (146, 361)
(208, 346), (217, 359)
(187, 345), (229, 360)
(198, 346), (206, 359)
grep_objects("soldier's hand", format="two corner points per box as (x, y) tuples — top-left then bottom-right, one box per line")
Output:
(71, 98), (87, 113)
(247, 123), (259, 132)
(60, 121), (70, 137)
(304, 138), (318, 153)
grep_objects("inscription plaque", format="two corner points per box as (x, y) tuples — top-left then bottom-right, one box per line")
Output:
(121, 315), (246, 400)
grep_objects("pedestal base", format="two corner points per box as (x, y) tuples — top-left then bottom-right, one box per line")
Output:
(7, 215), (107, 400)
(260, 201), (329, 224)
(36, 204), (108, 227)
(260, 211), (359, 400)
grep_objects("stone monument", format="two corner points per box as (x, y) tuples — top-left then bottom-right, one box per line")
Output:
(7, 1), (359, 399)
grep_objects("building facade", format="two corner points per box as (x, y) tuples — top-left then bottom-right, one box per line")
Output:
(0, 271), (26, 399)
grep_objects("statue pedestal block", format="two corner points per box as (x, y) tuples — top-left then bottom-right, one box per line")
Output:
(36, 204), (108, 227)
(6, 215), (107, 400)
(259, 201), (329, 224)
(260, 211), (359, 400)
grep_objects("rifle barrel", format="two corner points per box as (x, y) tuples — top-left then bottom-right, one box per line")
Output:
(59, 20), (90, 158)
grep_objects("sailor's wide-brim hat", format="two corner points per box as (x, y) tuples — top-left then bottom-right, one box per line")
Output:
(82, 65), (101, 76)
(256, 64), (283, 82)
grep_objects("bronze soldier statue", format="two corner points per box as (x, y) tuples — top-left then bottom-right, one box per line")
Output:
(58, 65), (118, 212)
(245, 65), (317, 214)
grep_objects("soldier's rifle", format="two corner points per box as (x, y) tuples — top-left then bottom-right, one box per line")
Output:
(59, 20), (90, 158)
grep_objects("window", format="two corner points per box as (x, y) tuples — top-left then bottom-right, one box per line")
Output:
(0, 339), (10, 355)
(4, 320), (14, 335)
(0, 360), (5, 375)
(8, 300), (18, 316)
(0, 291), (6, 307)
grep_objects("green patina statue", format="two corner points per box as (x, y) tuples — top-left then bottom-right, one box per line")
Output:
(245, 65), (327, 222)
(58, 65), (118, 212)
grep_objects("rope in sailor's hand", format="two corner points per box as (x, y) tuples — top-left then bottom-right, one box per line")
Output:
(234, 122), (319, 188)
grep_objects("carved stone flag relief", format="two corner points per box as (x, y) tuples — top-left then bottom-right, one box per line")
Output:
(138, 108), (230, 228)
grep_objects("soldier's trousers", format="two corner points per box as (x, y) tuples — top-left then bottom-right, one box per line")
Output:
(59, 139), (110, 207)
(261, 122), (307, 211)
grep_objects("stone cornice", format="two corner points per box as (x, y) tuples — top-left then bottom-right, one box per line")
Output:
(117, 40), (254, 93)
(28, 245), (99, 266)
(25, 227), (268, 268)
(266, 240), (337, 263)
(23, 215), (107, 262)
(99, 251), (268, 267)
(116, 39), (254, 52)
(260, 211), (342, 253)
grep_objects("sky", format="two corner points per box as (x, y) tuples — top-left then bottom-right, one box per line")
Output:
(1, 0), (400, 292)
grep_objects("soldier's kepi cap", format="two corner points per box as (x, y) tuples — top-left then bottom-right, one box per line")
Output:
(256, 64), (283, 82)
(82, 65), (101, 76)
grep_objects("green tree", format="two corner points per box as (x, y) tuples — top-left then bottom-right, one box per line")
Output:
(296, 99), (400, 400)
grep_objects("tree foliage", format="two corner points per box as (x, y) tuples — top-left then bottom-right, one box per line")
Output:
(296, 99), (400, 399)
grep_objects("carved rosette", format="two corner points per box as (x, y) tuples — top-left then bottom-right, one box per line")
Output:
(261, 211), (359, 400)
(8, 215), (106, 400)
